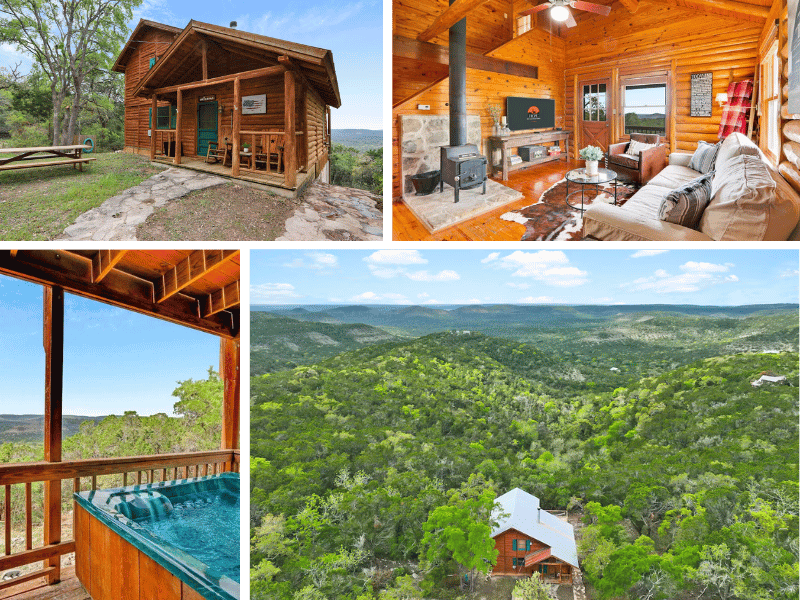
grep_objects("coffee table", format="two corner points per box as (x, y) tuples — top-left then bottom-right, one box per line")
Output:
(564, 167), (618, 213)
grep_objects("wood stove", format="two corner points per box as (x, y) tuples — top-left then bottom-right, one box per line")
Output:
(440, 145), (487, 203)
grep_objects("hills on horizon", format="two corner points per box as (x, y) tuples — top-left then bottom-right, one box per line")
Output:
(331, 129), (382, 151)
(0, 414), (107, 444)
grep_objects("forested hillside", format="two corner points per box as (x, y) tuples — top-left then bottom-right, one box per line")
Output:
(250, 309), (799, 600)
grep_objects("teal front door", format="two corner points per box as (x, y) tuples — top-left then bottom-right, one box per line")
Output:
(197, 101), (218, 158)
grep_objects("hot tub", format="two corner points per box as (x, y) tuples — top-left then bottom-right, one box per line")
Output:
(74, 472), (239, 600)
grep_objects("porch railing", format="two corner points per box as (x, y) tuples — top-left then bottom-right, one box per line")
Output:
(237, 130), (305, 187)
(0, 449), (239, 593)
(153, 129), (178, 157)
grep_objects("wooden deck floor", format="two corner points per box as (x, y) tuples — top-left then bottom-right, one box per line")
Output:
(0, 566), (88, 600)
(153, 156), (298, 189)
(393, 158), (580, 241)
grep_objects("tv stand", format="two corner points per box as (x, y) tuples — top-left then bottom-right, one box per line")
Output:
(488, 130), (572, 180)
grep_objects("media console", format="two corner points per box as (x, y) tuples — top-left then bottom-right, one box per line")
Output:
(488, 130), (572, 181)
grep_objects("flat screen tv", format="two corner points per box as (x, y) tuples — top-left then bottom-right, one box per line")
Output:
(507, 97), (555, 131)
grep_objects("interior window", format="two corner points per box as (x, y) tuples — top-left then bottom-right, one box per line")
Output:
(761, 39), (780, 161)
(517, 14), (531, 36)
(583, 84), (607, 122)
(622, 81), (666, 136)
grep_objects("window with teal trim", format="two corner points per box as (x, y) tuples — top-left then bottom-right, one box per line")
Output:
(526, 540), (531, 551)
(512, 558), (517, 567)
(149, 56), (156, 69)
(512, 539), (517, 551)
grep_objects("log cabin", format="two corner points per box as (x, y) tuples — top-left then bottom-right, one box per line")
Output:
(393, 0), (800, 241)
(0, 250), (240, 600)
(113, 20), (340, 197)
(491, 488), (578, 585)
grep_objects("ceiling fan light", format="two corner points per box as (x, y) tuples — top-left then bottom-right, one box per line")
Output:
(551, 5), (570, 21)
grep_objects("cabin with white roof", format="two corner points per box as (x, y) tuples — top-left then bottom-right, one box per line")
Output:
(491, 488), (578, 585)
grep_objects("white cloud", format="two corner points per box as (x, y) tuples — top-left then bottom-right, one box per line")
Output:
(350, 291), (407, 303)
(364, 250), (428, 278)
(520, 296), (555, 303)
(495, 250), (587, 286)
(365, 250), (427, 265)
(350, 291), (380, 302)
(631, 250), (669, 258)
(423, 299), (442, 304)
(406, 270), (460, 282)
(251, 283), (301, 303)
(418, 292), (430, 299)
(236, 1), (372, 39)
(466, 298), (481, 304)
(680, 261), (731, 273)
(506, 282), (531, 289)
(481, 252), (500, 264)
(622, 262), (739, 294)
(780, 269), (799, 278)
(284, 252), (339, 270)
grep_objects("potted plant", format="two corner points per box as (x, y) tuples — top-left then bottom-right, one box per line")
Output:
(242, 142), (250, 153)
(579, 145), (603, 176)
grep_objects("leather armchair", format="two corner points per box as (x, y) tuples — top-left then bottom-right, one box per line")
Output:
(607, 133), (668, 185)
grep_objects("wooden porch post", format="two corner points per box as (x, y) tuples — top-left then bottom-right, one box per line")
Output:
(232, 77), (241, 177)
(284, 69), (297, 188)
(220, 338), (240, 471)
(43, 286), (63, 584)
(150, 95), (157, 160)
(175, 89), (182, 165)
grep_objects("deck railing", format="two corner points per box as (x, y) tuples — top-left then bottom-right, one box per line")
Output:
(238, 130), (306, 186)
(154, 129), (177, 157)
(0, 449), (239, 593)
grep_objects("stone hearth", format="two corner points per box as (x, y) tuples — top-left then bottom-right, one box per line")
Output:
(399, 114), (482, 199)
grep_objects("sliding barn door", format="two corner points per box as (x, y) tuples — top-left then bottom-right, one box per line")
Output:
(580, 79), (610, 151)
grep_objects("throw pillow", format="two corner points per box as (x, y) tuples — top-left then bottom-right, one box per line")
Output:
(690, 140), (721, 174)
(658, 171), (715, 229)
(627, 139), (657, 158)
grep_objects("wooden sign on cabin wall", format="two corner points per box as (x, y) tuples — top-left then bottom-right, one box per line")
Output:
(790, 0), (800, 114)
(690, 72), (713, 117)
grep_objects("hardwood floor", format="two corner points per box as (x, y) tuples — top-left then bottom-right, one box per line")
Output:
(0, 566), (88, 600)
(393, 158), (581, 241)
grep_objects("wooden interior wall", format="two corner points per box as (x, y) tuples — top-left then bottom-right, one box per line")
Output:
(392, 29), (565, 199)
(124, 28), (177, 151)
(563, 2), (762, 155)
(769, 0), (800, 193)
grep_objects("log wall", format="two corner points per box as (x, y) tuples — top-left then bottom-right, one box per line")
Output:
(392, 27), (565, 199)
(563, 1), (763, 155)
(123, 27), (178, 152)
(492, 528), (546, 575)
(306, 88), (329, 175)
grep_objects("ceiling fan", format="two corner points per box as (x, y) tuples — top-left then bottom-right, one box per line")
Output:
(519, 0), (611, 28)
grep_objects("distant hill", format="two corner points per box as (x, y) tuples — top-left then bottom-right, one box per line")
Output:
(0, 414), (106, 443)
(251, 313), (403, 375)
(331, 129), (382, 151)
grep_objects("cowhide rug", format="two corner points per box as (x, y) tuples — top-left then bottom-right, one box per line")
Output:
(500, 178), (640, 241)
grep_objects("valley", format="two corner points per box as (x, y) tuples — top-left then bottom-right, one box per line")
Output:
(250, 304), (799, 600)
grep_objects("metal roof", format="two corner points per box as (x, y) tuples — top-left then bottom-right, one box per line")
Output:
(491, 488), (579, 567)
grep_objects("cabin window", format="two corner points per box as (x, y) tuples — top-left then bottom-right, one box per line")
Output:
(525, 540), (531, 551)
(512, 539), (517, 551)
(622, 78), (667, 137)
(149, 57), (156, 69)
(517, 14), (531, 36)
(761, 39), (780, 162)
(583, 84), (607, 122)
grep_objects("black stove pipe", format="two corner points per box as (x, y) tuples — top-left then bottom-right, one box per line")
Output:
(448, 0), (467, 147)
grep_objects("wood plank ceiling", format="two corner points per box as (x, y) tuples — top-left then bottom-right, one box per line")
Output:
(0, 250), (240, 339)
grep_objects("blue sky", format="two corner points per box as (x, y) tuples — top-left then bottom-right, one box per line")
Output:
(1, 0), (382, 129)
(251, 249), (799, 307)
(0, 275), (219, 416)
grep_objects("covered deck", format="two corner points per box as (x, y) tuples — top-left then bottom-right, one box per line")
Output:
(0, 250), (240, 600)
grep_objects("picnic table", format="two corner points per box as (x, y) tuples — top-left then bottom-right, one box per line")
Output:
(0, 145), (96, 172)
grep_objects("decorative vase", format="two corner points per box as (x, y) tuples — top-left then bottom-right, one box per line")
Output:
(493, 123), (500, 136)
(585, 160), (599, 176)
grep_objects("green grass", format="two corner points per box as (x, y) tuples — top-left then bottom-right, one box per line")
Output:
(0, 152), (165, 240)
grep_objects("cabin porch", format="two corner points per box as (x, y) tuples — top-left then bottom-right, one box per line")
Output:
(0, 250), (240, 600)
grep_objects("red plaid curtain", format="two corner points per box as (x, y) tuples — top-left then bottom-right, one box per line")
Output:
(718, 80), (754, 139)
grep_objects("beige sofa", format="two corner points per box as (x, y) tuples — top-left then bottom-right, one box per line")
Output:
(584, 133), (800, 241)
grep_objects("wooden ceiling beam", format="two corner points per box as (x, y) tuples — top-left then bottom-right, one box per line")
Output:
(0, 251), (237, 339)
(618, 0), (640, 13)
(155, 249), (239, 304)
(418, 0), (494, 42)
(394, 35), (538, 78)
(91, 250), (127, 283)
(647, 0), (769, 19)
(204, 280), (240, 318)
